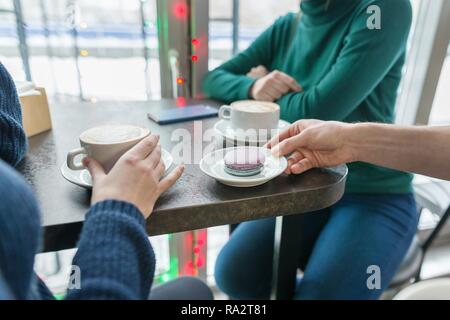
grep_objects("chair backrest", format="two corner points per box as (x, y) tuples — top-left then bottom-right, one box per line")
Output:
(414, 176), (450, 217)
(413, 176), (450, 251)
(423, 204), (450, 251)
(394, 278), (450, 300)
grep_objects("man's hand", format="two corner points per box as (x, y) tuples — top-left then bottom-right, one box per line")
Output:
(84, 134), (184, 218)
(247, 65), (269, 79)
(250, 70), (302, 102)
(266, 120), (356, 174)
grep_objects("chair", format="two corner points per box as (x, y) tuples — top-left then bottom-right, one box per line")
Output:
(389, 177), (450, 288)
(393, 278), (450, 300)
(229, 176), (450, 298)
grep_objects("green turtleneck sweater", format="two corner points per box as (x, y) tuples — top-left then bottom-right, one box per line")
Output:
(203, 0), (413, 194)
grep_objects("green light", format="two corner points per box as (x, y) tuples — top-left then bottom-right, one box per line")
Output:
(160, 273), (171, 283)
(170, 257), (178, 269)
(169, 257), (179, 278)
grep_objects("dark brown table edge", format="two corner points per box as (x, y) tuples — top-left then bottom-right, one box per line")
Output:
(42, 167), (347, 252)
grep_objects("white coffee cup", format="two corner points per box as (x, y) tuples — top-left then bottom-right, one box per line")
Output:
(67, 125), (150, 173)
(218, 100), (280, 131)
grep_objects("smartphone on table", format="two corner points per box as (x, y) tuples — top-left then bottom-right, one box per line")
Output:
(147, 105), (218, 125)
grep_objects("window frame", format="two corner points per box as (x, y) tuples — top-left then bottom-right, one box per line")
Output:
(396, 0), (450, 125)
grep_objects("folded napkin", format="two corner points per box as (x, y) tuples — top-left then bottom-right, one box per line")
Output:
(14, 81), (41, 97)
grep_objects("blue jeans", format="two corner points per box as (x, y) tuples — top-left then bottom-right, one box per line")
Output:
(214, 193), (418, 300)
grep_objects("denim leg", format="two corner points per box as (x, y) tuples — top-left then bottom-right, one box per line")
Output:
(214, 217), (276, 299)
(214, 209), (330, 299)
(149, 277), (213, 300)
(295, 193), (418, 300)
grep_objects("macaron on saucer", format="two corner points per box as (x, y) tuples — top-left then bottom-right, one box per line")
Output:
(224, 148), (266, 177)
(199, 146), (287, 187)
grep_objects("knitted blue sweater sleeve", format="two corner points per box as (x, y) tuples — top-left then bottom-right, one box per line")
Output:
(65, 200), (156, 300)
(0, 63), (28, 166)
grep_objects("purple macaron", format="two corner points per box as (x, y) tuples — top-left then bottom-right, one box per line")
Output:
(224, 148), (266, 177)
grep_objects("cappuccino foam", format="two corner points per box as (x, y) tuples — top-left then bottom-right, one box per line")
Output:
(234, 103), (278, 113)
(81, 125), (148, 144)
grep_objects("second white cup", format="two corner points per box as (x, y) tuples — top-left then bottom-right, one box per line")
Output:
(218, 100), (280, 132)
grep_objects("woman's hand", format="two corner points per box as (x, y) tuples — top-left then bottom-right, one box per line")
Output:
(249, 70), (302, 102)
(247, 65), (269, 79)
(266, 120), (356, 174)
(84, 134), (184, 218)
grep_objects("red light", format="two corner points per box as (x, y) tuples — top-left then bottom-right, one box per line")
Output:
(196, 257), (204, 268)
(193, 246), (200, 254)
(184, 261), (195, 276)
(176, 96), (186, 107)
(191, 55), (198, 62)
(176, 77), (184, 85)
(198, 239), (204, 246)
(192, 38), (199, 46)
(173, 3), (188, 19)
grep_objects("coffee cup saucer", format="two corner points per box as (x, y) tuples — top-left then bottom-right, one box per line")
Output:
(199, 147), (287, 188)
(214, 119), (290, 145)
(61, 148), (174, 189)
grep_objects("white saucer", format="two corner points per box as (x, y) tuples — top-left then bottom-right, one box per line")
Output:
(214, 119), (290, 145)
(61, 148), (174, 189)
(199, 147), (287, 187)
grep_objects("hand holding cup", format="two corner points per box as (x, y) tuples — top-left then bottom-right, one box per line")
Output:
(84, 134), (184, 218)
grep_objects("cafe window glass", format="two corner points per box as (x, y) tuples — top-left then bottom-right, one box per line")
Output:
(209, 0), (298, 69)
(209, 0), (234, 69)
(429, 43), (450, 125)
(0, 0), (161, 101)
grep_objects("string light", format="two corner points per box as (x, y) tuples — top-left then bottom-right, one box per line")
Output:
(80, 49), (89, 57)
(176, 77), (184, 85)
(160, 273), (171, 283)
(191, 38), (199, 46)
(176, 96), (186, 107)
(191, 55), (198, 62)
(173, 2), (188, 19)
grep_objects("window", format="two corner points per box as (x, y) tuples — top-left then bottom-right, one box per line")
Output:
(209, 0), (235, 69)
(429, 44), (450, 125)
(209, 0), (298, 69)
(237, 0), (298, 52)
(396, 0), (450, 125)
(0, 0), (161, 101)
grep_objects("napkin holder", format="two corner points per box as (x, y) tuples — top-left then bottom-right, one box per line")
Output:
(19, 87), (52, 137)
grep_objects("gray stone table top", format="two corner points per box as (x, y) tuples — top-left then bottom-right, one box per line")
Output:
(18, 99), (347, 252)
